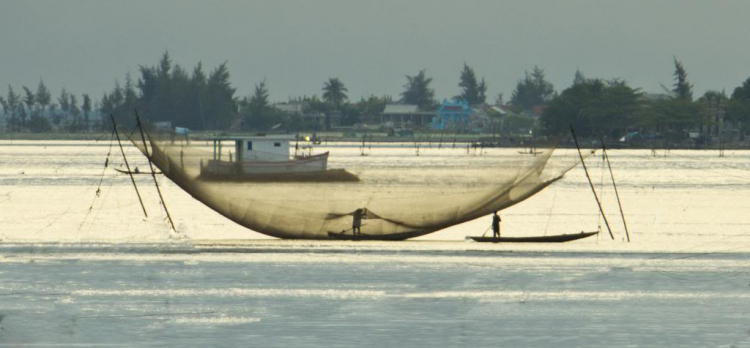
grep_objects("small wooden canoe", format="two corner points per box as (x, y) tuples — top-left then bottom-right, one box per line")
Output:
(469, 231), (598, 243)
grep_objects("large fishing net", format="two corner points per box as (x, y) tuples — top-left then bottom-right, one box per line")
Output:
(130, 126), (583, 239)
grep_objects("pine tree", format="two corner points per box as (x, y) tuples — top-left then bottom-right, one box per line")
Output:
(35, 80), (52, 112)
(205, 62), (236, 130)
(6, 86), (21, 131)
(99, 92), (113, 124)
(28, 84), (52, 133)
(157, 51), (172, 81)
(672, 57), (693, 101)
(242, 80), (271, 130)
(731, 77), (750, 101)
(21, 86), (36, 128)
(58, 88), (70, 114)
(22, 86), (35, 111)
(190, 62), (208, 129)
(457, 63), (487, 104)
(727, 77), (750, 133)
(511, 66), (555, 109)
(17, 105), (27, 132)
(0, 97), (7, 117)
(123, 73), (138, 115)
(478, 78), (487, 104)
(69, 94), (80, 131)
(82, 94), (92, 131)
(192, 62), (207, 87)
(573, 69), (587, 85)
(401, 70), (436, 110)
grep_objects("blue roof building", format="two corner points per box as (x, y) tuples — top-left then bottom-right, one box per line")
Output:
(430, 99), (471, 130)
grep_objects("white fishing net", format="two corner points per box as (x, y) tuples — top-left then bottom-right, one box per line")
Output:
(131, 128), (582, 239)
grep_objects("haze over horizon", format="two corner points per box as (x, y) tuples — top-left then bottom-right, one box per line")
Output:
(2, 0), (750, 103)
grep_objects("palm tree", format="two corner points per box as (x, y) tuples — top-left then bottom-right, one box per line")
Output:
(322, 78), (348, 108)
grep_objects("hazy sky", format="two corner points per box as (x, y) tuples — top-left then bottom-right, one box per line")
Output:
(2, 0), (750, 103)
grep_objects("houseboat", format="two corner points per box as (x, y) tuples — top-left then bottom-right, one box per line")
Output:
(199, 135), (359, 182)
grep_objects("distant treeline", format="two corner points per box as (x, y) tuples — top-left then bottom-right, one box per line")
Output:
(543, 59), (750, 142)
(102, 52), (398, 131)
(3, 52), (750, 142)
(0, 82), (93, 133)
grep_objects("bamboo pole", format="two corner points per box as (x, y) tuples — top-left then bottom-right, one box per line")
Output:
(135, 111), (176, 231)
(110, 114), (148, 218)
(570, 126), (614, 240)
(601, 138), (631, 242)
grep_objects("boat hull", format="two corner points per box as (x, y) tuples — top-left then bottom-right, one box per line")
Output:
(327, 231), (424, 241)
(203, 152), (328, 175)
(469, 231), (598, 243)
(199, 151), (358, 182)
(200, 168), (359, 182)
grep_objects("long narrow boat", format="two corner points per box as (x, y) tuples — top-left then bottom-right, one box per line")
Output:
(469, 231), (598, 243)
(327, 231), (423, 241)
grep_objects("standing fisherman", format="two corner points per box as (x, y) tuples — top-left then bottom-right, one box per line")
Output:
(492, 211), (501, 239)
(352, 209), (364, 235)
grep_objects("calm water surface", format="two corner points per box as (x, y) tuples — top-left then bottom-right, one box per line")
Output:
(1, 141), (750, 347)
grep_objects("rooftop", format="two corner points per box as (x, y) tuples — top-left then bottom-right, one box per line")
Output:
(210, 134), (296, 141)
(383, 104), (419, 114)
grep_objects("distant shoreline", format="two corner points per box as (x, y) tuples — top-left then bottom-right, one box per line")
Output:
(1, 131), (748, 150)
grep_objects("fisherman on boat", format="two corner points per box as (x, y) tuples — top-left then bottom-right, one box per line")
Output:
(492, 211), (501, 239)
(352, 209), (364, 235)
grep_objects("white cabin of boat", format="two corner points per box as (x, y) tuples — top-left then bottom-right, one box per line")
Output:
(210, 134), (295, 162)
(202, 135), (329, 176)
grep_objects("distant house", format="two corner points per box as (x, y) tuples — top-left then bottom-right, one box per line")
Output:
(487, 105), (537, 135)
(469, 104), (505, 132)
(274, 103), (303, 116)
(301, 111), (327, 128)
(274, 102), (313, 124)
(489, 105), (508, 117)
(380, 104), (433, 128)
(273, 102), (340, 129)
(430, 99), (471, 130)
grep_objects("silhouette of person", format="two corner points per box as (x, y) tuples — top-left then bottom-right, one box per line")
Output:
(352, 209), (364, 235)
(492, 211), (501, 239)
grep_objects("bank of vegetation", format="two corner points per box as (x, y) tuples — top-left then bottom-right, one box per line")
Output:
(2, 52), (750, 147)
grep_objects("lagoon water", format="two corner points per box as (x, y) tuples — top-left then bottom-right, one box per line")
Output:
(1, 140), (750, 347)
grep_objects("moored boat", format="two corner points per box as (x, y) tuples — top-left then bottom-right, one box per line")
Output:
(199, 135), (359, 182)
